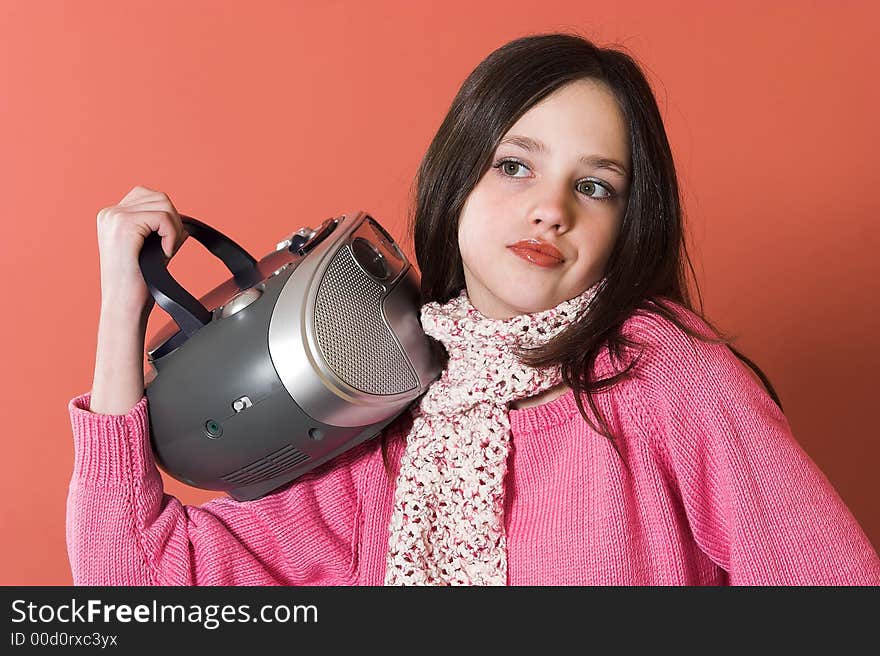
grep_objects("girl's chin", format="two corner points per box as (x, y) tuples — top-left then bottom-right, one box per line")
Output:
(481, 291), (566, 319)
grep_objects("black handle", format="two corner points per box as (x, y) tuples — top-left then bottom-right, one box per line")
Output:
(138, 215), (261, 338)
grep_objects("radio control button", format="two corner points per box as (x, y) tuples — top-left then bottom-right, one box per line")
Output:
(219, 287), (262, 318)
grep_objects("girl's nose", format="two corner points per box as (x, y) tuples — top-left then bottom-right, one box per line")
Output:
(528, 186), (574, 233)
(531, 213), (570, 232)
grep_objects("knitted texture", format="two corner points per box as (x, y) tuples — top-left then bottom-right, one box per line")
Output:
(384, 282), (601, 585)
(65, 301), (880, 585)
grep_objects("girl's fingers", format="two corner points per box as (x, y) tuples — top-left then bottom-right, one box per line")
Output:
(118, 185), (160, 207)
(118, 198), (183, 223)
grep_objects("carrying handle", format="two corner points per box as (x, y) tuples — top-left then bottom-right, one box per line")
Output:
(138, 215), (261, 338)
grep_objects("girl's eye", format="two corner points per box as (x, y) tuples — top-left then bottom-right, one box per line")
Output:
(492, 158), (615, 201)
(499, 159), (529, 178)
(575, 179), (612, 200)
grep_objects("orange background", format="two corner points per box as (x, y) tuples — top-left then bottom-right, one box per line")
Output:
(1, 1), (877, 585)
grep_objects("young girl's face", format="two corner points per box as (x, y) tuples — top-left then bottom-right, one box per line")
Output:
(457, 78), (631, 319)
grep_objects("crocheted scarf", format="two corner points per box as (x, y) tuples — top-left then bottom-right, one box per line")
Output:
(384, 280), (603, 585)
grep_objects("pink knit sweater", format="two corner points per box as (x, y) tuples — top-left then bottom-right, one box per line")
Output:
(66, 307), (880, 585)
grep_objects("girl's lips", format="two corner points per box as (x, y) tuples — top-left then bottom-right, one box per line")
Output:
(507, 239), (565, 267)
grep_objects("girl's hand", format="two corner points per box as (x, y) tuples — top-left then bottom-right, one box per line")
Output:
(96, 185), (189, 313)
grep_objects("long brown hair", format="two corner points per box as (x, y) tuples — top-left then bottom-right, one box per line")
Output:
(381, 32), (781, 471)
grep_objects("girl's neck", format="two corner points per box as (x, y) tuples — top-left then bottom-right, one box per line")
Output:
(509, 382), (570, 410)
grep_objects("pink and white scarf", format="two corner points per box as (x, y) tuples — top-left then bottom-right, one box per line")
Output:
(384, 281), (602, 585)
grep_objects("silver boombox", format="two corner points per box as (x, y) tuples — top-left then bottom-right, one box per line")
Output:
(139, 211), (441, 501)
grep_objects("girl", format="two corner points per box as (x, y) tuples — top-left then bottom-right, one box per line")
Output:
(69, 33), (880, 585)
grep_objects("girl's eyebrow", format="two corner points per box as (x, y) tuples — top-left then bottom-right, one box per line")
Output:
(499, 135), (629, 178)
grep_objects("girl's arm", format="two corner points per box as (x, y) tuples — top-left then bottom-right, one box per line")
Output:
(67, 391), (370, 586)
(627, 307), (880, 586)
(75, 187), (373, 585)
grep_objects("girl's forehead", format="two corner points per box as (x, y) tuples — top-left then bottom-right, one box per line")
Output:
(499, 81), (630, 168)
(512, 80), (623, 130)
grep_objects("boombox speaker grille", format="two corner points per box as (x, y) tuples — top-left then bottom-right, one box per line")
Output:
(314, 246), (418, 395)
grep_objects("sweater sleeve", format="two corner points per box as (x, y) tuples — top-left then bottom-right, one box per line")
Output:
(628, 307), (880, 586)
(66, 391), (373, 586)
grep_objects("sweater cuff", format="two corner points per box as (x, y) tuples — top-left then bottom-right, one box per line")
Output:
(68, 391), (158, 486)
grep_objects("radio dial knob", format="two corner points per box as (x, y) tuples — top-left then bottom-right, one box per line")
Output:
(220, 287), (262, 318)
